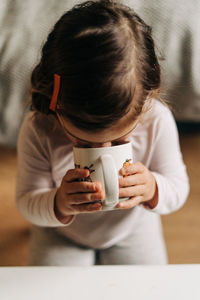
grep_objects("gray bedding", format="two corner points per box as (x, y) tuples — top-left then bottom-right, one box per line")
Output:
(0, 0), (199, 147)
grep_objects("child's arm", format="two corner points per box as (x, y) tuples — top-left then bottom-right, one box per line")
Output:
(117, 107), (189, 214)
(16, 113), (103, 227)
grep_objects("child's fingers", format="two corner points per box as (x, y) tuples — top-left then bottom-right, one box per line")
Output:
(120, 161), (145, 176)
(68, 191), (105, 205)
(73, 202), (103, 213)
(119, 173), (145, 187)
(119, 185), (144, 198)
(117, 196), (143, 209)
(65, 181), (98, 194)
(64, 168), (90, 182)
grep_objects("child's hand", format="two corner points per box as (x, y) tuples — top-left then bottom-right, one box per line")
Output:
(118, 162), (157, 209)
(54, 168), (104, 222)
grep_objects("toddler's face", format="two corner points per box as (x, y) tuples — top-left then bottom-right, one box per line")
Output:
(56, 112), (138, 148)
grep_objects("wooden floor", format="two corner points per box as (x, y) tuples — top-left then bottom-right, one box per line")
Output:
(0, 124), (200, 265)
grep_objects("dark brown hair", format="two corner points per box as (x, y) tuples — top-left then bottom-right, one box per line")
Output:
(30, 0), (161, 131)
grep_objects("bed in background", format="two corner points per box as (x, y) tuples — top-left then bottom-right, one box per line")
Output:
(0, 0), (199, 147)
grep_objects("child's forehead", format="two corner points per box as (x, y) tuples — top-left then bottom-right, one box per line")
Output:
(67, 124), (136, 143)
(57, 112), (138, 143)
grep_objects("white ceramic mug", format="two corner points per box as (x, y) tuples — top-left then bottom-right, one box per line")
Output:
(73, 142), (133, 210)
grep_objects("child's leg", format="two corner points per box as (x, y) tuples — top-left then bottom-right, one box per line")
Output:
(29, 225), (95, 266)
(98, 212), (168, 265)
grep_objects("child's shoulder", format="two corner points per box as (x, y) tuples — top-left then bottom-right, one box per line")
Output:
(22, 110), (56, 134)
(142, 98), (173, 123)
(135, 99), (175, 134)
(18, 111), (61, 149)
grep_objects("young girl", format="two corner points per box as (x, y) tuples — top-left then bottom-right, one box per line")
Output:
(16, 0), (189, 266)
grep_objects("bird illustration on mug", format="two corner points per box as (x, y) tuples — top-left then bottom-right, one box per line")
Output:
(75, 163), (95, 182)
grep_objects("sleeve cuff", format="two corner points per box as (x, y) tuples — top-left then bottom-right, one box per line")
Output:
(143, 182), (158, 210)
(143, 171), (163, 213)
(46, 188), (76, 227)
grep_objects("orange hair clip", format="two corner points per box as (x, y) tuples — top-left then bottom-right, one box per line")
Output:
(49, 74), (61, 112)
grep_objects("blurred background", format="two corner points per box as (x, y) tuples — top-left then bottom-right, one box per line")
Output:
(0, 0), (200, 265)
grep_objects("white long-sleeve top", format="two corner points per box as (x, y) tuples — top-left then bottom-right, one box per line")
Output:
(16, 99), (189, 249)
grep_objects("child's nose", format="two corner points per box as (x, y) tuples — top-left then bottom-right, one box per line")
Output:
(91, 142), (112, 148)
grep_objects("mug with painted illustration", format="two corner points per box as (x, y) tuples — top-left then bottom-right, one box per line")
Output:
(73, 141), (133, 211)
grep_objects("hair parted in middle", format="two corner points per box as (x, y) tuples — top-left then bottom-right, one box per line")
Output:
(31, 0), (161, 131)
